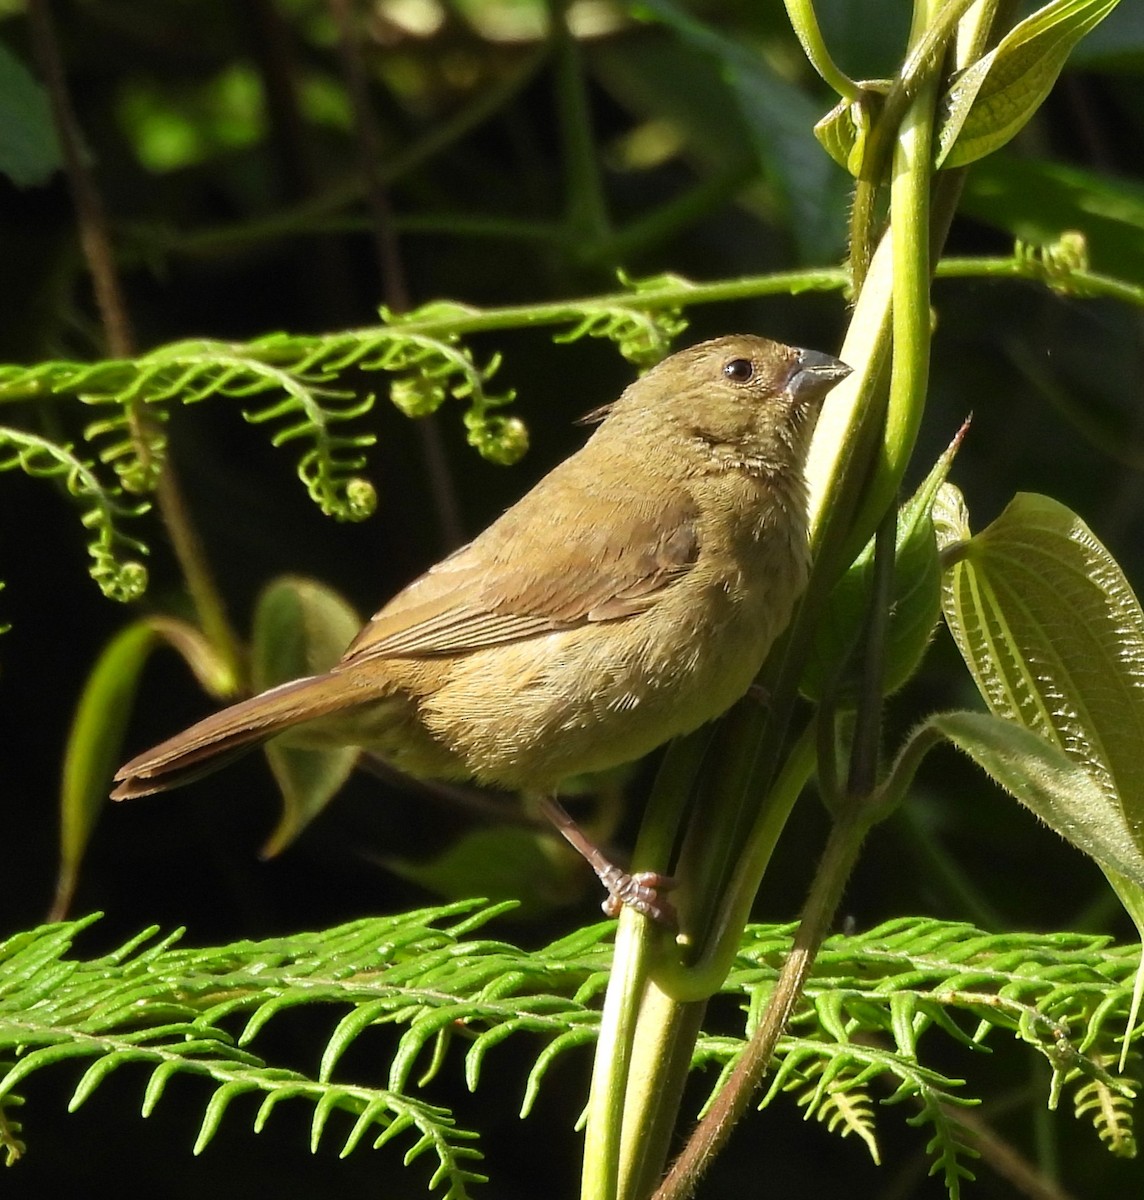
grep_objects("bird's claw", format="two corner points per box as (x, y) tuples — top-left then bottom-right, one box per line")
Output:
(600, 869), (678, 927)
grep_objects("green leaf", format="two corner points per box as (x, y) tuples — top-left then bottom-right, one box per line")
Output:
(250, 575), (361, 857)
(959, 154), (1144, 281)
(0, 42), (62, 187)
(55, 621), (160, 919)
(940, 491), (1144, 1060)
(55, 617), (231, 919)
(936, 0), (1122, 169)
(814, 84), (889, 177)
(930, 711), (1144, 891)
(931, 708), (1144, 1072)
(941, 492), (1144, 845)
(802, 427), (964, 704)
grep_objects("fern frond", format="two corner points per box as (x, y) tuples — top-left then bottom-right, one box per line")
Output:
(0, 427), (148, 600)
(1069, 1054), (1137, 1157)
(553, 272), (691, 366)
(728, 918), (1142, 1194)
(0, 1084), (25, 1165)
(3, 910), (1141, 1195)
(0, 323), (529, 528)
(788, 1057), (881, 1163)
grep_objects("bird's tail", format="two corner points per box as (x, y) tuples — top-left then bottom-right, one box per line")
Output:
(111, 671), (368, 800)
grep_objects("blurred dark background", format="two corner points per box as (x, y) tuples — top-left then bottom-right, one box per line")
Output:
(1, 1), (1143, 1196)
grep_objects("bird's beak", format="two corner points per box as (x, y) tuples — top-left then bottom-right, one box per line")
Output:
(787, 348), (852, 402)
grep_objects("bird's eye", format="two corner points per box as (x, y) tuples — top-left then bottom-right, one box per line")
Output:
(722, 358), (754, 383)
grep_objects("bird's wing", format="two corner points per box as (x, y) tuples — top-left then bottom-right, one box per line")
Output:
(342, 484), (700, 662)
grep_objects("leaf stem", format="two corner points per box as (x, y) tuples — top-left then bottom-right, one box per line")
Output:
(549, 0), (611, 252)
(782, 0), (860, 100)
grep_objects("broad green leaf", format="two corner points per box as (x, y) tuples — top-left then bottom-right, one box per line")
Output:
(603, 0), (848, 261)
(56, 621), (159, 919)
(930, 711), (1144, 890)
(56, 617), (231, 918)
(250, 576), (361, 857)
(960, 154), (1144, 280)
(0, 42), (62, 187)
(936, 0), (1122, 169)
(941, 492), (1144, 851)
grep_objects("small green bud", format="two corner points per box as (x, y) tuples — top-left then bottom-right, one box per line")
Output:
(471, 415), (528, 466)
(390, 374), (447, 418)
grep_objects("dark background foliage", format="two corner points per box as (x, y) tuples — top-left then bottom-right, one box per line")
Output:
(2, 1), (1143, 1195)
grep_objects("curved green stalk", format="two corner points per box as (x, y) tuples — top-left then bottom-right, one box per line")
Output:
(580, 731), (711, 1200)
(783, 0), (859, 99)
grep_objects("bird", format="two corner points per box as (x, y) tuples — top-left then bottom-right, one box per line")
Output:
(113, 335), (851, 922)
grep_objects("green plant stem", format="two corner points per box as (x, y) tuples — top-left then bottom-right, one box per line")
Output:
(549, 0), (610, 249)
(581, 909), (657, 1200)
(153, 469), (242, 692)
(655, 720), (818, 1001)
(653, 802), (877, 1200)
(581, 731), (712, 1200)
(937, 254), (1144, 305)
(782, 0), (859, 99)
(848, 0), (977, 283)
(886, 10), (937, 457)
(4, 252), (1141, 409)
(632, 3), (960, 1190)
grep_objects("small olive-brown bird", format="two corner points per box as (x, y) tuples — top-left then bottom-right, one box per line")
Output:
(114, 335), (850, 920)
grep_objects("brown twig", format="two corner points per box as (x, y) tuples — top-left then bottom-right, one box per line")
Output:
(653, 807), (872, 1199)
(26, 0), (242, 689)
(326, 0), (463, 548)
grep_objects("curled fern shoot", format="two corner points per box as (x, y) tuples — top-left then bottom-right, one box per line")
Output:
(553, 271), (691, 367)
(0, 428), (149, 601)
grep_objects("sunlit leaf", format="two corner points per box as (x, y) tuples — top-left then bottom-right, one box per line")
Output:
(55, 621), (159, 918)
(930, 711), (1144, 890)
(814, 84), (888, 177)
(941, 492), (1144, 842)
(936, 0), (1122, 169)
(939, 492), (1144, 1063)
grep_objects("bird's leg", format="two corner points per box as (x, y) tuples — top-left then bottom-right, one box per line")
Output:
(537, 796), (677, 926)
